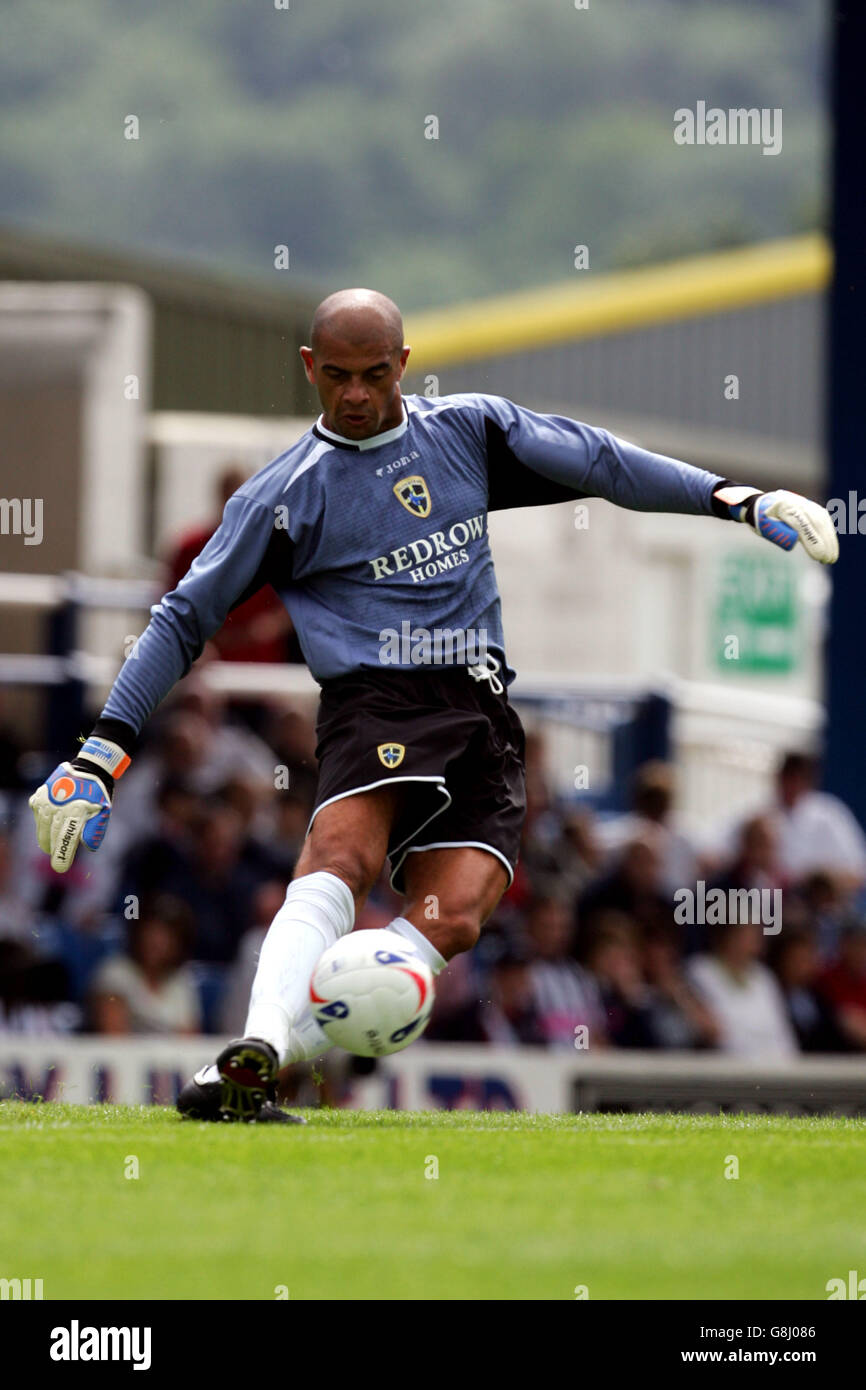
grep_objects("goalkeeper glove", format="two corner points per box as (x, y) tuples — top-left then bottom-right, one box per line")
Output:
(714, 485), (839, 565)
(29, 734), (131, 874)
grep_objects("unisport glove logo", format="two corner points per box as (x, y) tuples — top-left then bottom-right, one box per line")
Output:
(50, 775), (77, 803)
(56, 816), (81, 866)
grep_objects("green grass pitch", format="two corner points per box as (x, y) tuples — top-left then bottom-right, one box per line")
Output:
(1, 1102), (864, 1300)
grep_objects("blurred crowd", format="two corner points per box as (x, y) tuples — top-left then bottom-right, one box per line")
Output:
(2, 469), (866, 1062)
(3, 696), (866, 1063)
(443, 748), (866, 1059)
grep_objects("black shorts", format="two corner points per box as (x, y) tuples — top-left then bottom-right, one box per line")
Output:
(309, 666), (527, 893)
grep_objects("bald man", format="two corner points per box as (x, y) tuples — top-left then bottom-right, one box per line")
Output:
(30, 287), (839, 1122)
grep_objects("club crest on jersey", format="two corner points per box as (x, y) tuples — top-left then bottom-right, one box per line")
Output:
(377, 742), (405, 769)
(393, 476), (431, 518)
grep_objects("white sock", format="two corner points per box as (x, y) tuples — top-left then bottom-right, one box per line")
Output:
(388, 917), (447, 975)
(244, 870), (355, 1064)
(285, 1008), (333, 1063)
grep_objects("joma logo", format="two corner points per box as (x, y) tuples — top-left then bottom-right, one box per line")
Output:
(375, 450), (420, 477)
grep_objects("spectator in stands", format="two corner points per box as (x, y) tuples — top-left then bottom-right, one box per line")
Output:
(146, 803), (267, 965)
(0, 694), (24, 790)
(526, 896), (607, 1048)
(768, 926), (844, 1052)
(505, 729), (558, 916)
(119, 779), (204, 912)
(577, 826), (674, 950)
(581, 912), (657, 1048)
(220, 879), (286, 1037)
(713, 814), (783, 896)
(425, 947), (480, 1042)
(794, 869), (854, 963)
(106, 708), (216, 873)
(270, 791), (315, 879)
(816, 920), (866, 1051)
(168, 685), (280, 793)
(0, 827), (33, 942)
(523, 807), (601, 903)
(479, 936), (547, 1045)
(166, 465), (298, 665)
(0, 939), (78, 1034)
(686, 921), (798, 1059)
(523, 729), (555, 831)
(214, 777), (286, 881)
(266, 705), (321, 810)
(113, 699), (278, 884)
(90, 896), (200, 1035)
(597, 760), (699, 899)
(641, 925), (719, 1049)
(770, 752), (866, 889)
(694, 814), (786, 955)
(431, 931), (546, 1045)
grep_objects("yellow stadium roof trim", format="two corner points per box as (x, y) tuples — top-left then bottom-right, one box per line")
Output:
(404, 234), (831, 370)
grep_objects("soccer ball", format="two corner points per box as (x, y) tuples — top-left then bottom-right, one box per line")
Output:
(310, 928), (435, 1057)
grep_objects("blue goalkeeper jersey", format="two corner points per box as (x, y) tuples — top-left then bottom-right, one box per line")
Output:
(101, 392), (727, 736)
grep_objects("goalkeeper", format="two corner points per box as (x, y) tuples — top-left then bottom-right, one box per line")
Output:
(29, 288), (839, 1122)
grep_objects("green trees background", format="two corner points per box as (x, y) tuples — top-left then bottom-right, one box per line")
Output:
(0, 0), (826, 308)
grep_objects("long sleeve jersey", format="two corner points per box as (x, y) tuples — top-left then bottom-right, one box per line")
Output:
(101, 392), (730, 740)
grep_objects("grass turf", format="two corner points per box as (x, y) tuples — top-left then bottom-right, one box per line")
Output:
(1, 1103), (864, 1300)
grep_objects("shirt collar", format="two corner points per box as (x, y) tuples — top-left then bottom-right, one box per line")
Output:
(313, 406), (409, 452)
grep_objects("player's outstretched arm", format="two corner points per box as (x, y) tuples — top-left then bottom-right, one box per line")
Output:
(474, 394), (838, 566)
(30, 493), (283, 873)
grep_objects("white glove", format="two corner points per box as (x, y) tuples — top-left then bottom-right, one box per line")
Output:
(715, 486), (839, 565)
(29, 736), (130, 874)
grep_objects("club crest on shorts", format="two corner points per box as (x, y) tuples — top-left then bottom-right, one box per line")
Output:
(393, 475), (430, 518)
(377, 742), (405, 769)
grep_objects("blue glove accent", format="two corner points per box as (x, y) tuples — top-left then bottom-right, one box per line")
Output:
(753, 494), (797, 552)
(82, 805), (112, 851)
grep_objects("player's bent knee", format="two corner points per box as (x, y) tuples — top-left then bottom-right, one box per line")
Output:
(297, 836), (381, 903)
(310, 855), (377, 902)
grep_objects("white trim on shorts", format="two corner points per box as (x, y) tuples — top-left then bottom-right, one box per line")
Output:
(389, 839), (515, 892)
(307, 775), (453, 860)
